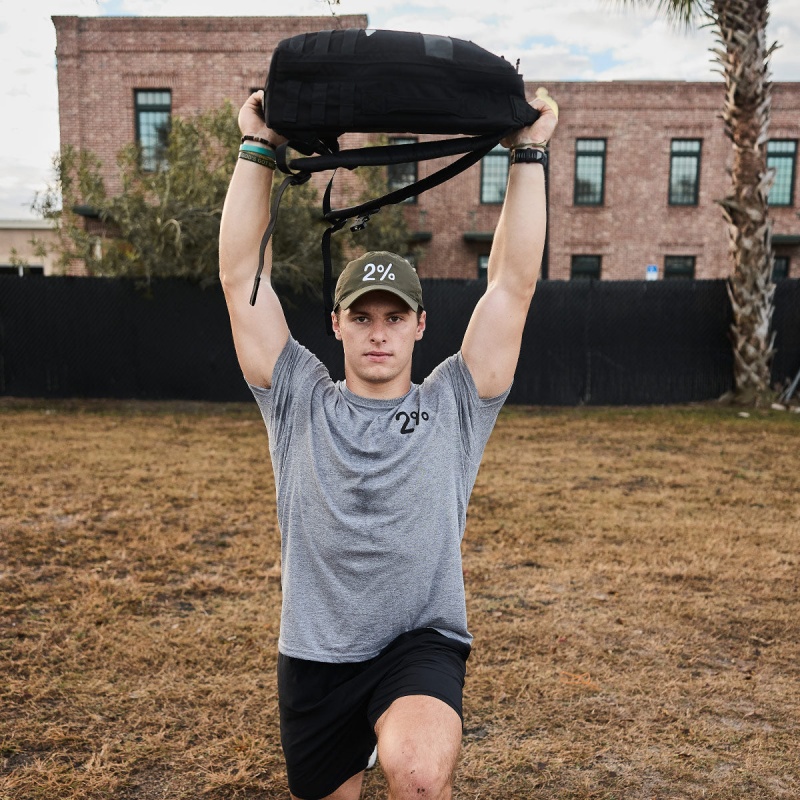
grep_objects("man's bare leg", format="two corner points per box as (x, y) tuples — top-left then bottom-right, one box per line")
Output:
(374, 696), (462, 800)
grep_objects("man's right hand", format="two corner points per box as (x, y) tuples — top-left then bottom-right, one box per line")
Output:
(239, 90), (288, 147)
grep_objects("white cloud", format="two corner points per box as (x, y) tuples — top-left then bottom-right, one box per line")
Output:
(1, 0), (798, 219)
(0, 157), (55, 218)
(769, 3), (800, 81)
(118, 0), (351, 17)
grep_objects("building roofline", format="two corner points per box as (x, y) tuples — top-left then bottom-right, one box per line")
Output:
(52, 14), (369, 29)
(0, 219), (56, 230)
(526, 79), (800, 88)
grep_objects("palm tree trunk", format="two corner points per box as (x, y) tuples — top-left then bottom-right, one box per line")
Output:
(711, 0), (777, 404)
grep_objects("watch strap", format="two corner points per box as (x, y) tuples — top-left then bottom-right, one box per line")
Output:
(510, 147), (548, 167)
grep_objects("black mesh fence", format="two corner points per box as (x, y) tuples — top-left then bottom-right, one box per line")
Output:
(772, 278), (800, 389)
(0, 277), (248, 401)
(1, 275), (798, 405)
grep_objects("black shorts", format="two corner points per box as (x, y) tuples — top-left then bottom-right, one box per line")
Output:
(277, 628), (471, 800)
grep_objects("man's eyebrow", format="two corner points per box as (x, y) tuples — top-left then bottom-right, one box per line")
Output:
(348, 305), (411, 316)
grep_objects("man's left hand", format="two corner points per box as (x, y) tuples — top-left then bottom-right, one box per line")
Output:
(502, 97), (559, 149)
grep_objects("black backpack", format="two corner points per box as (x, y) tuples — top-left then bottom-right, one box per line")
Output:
(252, 28), (538, 331)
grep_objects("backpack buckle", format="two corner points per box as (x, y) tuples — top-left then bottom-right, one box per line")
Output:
(350, 210), (379, 232)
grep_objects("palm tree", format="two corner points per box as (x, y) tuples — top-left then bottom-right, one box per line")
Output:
(623, 0), (778, 404)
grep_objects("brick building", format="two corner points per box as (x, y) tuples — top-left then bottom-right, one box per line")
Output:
(53, 15), (800, 281)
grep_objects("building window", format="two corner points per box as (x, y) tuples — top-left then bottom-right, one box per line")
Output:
(773, 256), (790, 280)
(481, 145), (508, 204)
(767, 140), (797, 207)
(135, 90), (171, 172)
(478, 254), (489, 279)
(387, 137), (418, 203)
(0, 265), (45, 277)
(664, 255), (696, 279)
(571, 255), (601, 280)
(574, 139), (606, 206)
(669, 139), (702, 205)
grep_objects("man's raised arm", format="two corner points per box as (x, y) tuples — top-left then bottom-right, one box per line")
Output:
(219, 91), (289, 389)
(461, 97), (558, 398)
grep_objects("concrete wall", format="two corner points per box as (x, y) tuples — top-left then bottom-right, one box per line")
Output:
(0, 220), (61, 275)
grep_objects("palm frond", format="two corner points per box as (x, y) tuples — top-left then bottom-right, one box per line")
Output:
(614, 0), (707, 29)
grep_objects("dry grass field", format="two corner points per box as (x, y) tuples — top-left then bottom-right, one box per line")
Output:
(1, 398), (798, 799)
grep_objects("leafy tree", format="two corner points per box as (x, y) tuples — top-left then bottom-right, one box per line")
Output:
(35, 107), (242, 286)
(8, 248), (28, 269)
(620, 0), (778, 404)
(34, 103), (416, 295)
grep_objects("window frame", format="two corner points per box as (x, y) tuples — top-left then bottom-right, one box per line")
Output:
(573, 138), (606, 206)
(668, 139), (702, 206)
(480, 144), (509, 204)
(663, 255), (696, 279)
(134, 89), (172, 172)
(570, 254), (602, 280)
(0, 265), (45, 277)
(772, 255), (790, 280)
(767, 139), (797, 207)
(387, 136), (419, 204)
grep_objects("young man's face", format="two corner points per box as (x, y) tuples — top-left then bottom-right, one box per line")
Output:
(332, 290), (426, 398)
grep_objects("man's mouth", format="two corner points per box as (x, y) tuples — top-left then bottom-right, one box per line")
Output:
(365, 351), (391, 362)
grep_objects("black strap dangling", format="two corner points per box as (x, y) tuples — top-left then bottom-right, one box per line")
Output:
(249, 156), (312, 306)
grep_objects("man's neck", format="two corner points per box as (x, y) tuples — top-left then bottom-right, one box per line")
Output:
(343, 371), (412, 400)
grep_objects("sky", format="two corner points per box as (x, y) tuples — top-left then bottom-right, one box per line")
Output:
(1, 0), (799, 220)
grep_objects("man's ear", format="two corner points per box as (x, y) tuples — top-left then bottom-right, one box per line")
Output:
(415, 310), (426, 341)
(331, 311), (342, 340)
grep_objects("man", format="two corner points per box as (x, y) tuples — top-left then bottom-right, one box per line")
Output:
(219, 89), (557, 800)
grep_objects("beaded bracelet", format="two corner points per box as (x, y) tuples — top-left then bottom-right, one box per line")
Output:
(238, 150), (276, 170)
(241, 134), (279, 150)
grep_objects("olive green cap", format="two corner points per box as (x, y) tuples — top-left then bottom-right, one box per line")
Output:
(334, 251), (423, 312)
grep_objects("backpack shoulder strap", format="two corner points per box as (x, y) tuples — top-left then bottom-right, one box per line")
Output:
(317, 135), (503, 333)
(249, 132), (511, 320)
(323, 136), (500, 222)
(286, 130), (511, 172)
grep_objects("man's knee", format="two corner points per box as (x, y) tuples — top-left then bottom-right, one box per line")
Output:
(378, 735), (455, 799)
(374, 695), (462, 799)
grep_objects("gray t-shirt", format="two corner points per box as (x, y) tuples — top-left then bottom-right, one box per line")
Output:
(249, 337), (509, 663)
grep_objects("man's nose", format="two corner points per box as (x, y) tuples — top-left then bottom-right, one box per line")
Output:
(370, 322), (387, 342)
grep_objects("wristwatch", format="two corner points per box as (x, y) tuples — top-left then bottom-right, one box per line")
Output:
(510, 147), (548, 167)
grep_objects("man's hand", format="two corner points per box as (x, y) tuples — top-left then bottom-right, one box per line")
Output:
(501, 97), (559, 150)
(238, 90), (288, 146)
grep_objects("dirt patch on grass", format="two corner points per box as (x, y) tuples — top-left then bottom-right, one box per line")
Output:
(1, 399), (798, 799)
